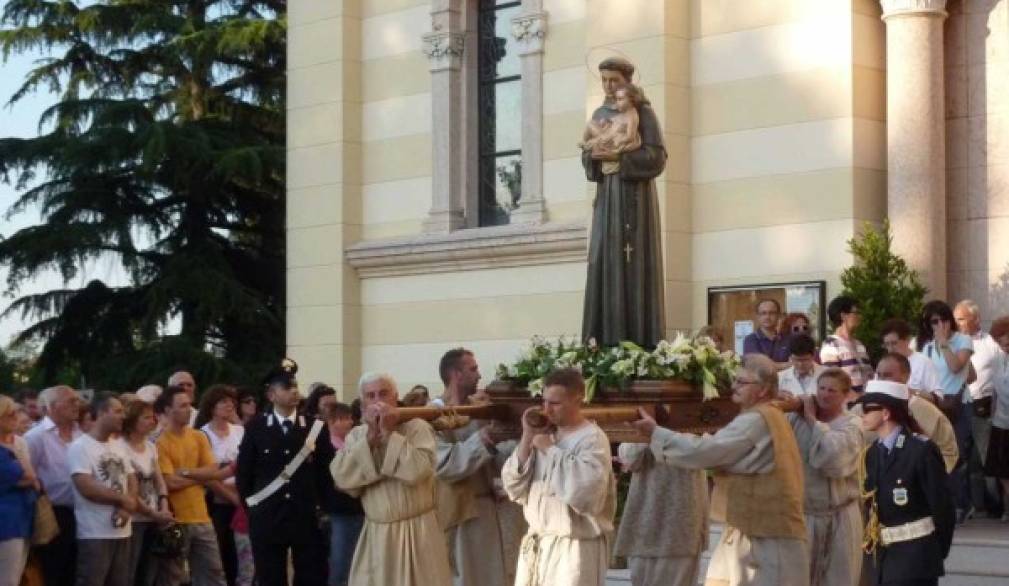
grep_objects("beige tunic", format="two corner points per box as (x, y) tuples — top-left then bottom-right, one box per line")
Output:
(501, 422), (616, 586)
(650, 412), (810, 586)
(788, 413), (863, 586)
(330, 419), (452, 586)
(614, 443), (708, 586)
(435, 422), (513, 586)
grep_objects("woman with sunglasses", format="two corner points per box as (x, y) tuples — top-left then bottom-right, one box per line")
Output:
(779, 312), (812, 339)
(918, 299), (974, 523)
(858, 380), (954, 586)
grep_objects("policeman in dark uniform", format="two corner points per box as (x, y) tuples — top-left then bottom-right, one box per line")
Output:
(858, 379), (955, 586)
(236, 359), (335, 586)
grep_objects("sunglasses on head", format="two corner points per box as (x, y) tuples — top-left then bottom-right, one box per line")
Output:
(792, 324), (809, 332)
(862, 404), (883, 413)
(930, 318), (944, 326)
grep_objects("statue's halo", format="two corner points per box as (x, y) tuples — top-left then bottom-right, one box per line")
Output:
(584, 46), (643, 85)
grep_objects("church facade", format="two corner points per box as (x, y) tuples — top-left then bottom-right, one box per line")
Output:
(287, 0), (1009, 394)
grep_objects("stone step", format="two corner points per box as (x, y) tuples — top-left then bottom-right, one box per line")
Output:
(605, 519), (1009, 586)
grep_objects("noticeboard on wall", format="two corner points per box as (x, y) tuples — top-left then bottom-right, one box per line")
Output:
(707, 281), (827, 356)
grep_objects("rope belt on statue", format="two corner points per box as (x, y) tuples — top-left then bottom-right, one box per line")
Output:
(879, 517), (935, 546)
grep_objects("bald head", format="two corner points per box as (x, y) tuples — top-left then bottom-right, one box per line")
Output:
(875, 353), (911, 385)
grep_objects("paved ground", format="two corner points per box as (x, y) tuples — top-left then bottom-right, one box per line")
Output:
(604, 518), (1009, 585)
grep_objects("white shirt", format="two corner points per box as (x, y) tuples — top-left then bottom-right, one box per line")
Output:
(200, 422), (244, 493)
(908, 352), (943, 395)
(268, 409), (300, 431)
(118, 438), (159, 522)
(24, 417), (82, 507)
(992, 354), (1009, 428)
(68, 434), (134, 539)
(968, 331), (1003, 400)
(778, 364), (825, 395)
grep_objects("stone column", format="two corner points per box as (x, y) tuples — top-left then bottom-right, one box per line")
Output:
(880, 0), (948, 298)
(422, 0), (466, 232)
(508, 1), (548, 224)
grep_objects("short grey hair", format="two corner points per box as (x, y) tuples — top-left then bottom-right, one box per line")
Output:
(741, 354), (779, 398)
(955, 299), (980, 318)
(168, 371), (194, 386)
(357, 372), (398, 398)
(39, 385), (75, 410)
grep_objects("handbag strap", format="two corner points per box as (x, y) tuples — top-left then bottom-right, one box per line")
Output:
(246, 419), (325, 508)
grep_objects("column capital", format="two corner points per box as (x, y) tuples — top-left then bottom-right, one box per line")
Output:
(422, 31), (465, 71)
(511, 11), (548, 55)
(879, 0), (947, 20)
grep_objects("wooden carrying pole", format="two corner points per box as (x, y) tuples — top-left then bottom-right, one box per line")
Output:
(397, 404), (645, 424)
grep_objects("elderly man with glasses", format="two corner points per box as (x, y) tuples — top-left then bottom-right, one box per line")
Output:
(632, 354), (809, 586)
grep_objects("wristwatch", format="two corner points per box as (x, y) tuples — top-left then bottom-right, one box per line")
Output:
(180, 469), (191, 478)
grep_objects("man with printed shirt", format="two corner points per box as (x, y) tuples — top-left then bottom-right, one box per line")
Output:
(236, 359), (334, 586)
(858, 380), (954, 586)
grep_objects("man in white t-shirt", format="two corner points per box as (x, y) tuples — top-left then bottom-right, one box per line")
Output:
(955, 299), (1005, 516)
(955, 300), (1003, 461)
(777, 333), (824, 396)
(880, 318), (943, 401)
(68, 392), (138, 586)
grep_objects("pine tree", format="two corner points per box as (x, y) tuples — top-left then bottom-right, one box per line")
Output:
(840, 220), (928, 363)
(0, 0), (287, 388)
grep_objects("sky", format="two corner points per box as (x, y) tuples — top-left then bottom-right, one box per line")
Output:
(0, 8), (129, 347)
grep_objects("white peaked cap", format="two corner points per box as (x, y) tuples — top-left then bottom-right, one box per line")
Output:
(863, 379), (910, 401)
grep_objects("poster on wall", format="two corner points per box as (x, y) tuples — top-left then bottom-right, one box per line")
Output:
(733, 320), (754, 356)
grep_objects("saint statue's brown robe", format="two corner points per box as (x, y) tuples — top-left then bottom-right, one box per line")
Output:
(581, 99), (667, 348)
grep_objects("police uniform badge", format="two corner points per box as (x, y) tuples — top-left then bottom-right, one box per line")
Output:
(893, 487), (909, 506)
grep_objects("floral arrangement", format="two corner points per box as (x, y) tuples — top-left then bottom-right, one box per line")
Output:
(495, 333), (740, 402)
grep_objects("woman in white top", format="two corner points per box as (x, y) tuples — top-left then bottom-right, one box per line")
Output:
(196, 385), (244, 586)
(119, 400), (173, 586)
(918, 299), (975, 519)
(984, 316), (1009, 521)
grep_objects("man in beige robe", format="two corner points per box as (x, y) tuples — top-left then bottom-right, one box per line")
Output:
(502, 368), (616, 586)
(786, 368), (863, 586)
(330, 372), (452, 586)
(434, 348), (517, 586)
(633, 354), (810, 586)
(614, 442), (708, 586)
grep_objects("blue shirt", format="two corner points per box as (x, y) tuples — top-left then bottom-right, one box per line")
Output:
(922, 333), (974, 397)
(0, 445), (36, 541)
(879, 426), (903, 453)
(742, 329), (790, 362)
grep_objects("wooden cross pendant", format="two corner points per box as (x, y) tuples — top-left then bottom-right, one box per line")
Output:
(624, 242), (634, 263)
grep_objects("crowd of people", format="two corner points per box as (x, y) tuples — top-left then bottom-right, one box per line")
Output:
(0, 367), (365, 586)
(1, 294), (1008, 586)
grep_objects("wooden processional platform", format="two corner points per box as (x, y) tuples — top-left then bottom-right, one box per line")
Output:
(399, 380), (742, 443)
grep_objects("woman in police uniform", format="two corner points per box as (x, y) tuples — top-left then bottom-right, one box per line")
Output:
(859, 380), (955, 586)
